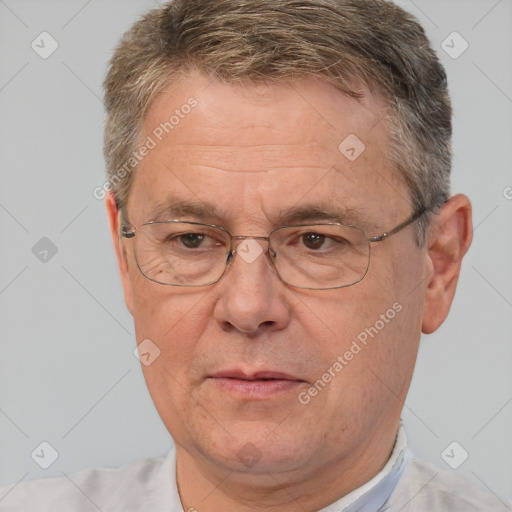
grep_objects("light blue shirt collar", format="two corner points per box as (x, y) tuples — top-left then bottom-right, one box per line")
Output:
(319, 424), (408, 511)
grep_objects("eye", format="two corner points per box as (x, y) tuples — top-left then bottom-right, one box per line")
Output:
(302, 232), (327, 250)
(300, 232), (343, 251)
(178, 233), (208, 249)
(169, 230), (227, 251)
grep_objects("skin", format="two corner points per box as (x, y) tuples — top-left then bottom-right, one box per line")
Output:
(106, 70), (473, 511)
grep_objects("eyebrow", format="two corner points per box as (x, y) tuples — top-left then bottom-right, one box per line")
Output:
(275, 204), (372, 228)
(149, 198), (219, 223)
(146, 197), (372, 229)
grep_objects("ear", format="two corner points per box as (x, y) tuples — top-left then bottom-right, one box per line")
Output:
(422, 194), (473, 334)
(105, 191), (134, 315)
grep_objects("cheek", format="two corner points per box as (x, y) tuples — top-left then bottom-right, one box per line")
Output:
(359, 256), (424, 400)
(299, 252), (422, 395)
(133, 288), (214, 421)
(289, 288), (402, 409)
(131, 278), (212, 363)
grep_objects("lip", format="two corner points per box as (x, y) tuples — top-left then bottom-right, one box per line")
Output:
(208, 370), (306, 398)
(211, 370), (303, 381)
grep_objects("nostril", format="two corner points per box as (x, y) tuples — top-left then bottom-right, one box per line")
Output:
(219, 320), (276, 335)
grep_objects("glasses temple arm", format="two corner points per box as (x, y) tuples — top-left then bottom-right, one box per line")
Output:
(368, 207), (428, 243)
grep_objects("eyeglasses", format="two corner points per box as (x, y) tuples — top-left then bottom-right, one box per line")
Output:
(121, 208), (426, 290)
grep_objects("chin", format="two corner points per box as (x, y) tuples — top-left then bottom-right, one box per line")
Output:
(191, 421), (319, 475)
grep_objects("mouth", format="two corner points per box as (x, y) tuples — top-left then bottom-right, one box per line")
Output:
(208, 370), (306, 397)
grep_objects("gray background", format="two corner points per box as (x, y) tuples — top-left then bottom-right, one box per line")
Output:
(1, 0), (511, 504)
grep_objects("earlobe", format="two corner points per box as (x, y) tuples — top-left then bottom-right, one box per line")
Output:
(422, 194), (473, 334)
(105, 191), (134, 315)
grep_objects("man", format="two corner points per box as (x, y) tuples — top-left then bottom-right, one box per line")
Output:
(0, 0), (509, 510)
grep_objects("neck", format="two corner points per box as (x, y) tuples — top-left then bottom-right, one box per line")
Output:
(175, 419), (400, 512)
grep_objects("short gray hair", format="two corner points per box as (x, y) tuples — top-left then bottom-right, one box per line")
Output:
(103, 0), (452, 245)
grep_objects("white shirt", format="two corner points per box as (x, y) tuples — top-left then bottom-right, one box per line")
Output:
(0, 425), (509, 511)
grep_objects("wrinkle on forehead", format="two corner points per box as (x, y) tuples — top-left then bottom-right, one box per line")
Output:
(155, 142), (342, 174)
(144, 165), (377, 228)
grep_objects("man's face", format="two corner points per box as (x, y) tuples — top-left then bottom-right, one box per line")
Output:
(115, 71), (428, 480)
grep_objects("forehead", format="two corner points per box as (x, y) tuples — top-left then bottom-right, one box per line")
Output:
(128, 71), (410, 227)
(143, 70), (388, 157)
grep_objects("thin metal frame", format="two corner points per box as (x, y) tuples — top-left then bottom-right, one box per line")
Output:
(120, 207), (427, 289)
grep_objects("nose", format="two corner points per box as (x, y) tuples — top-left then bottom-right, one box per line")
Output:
(212, 238), (291, 335)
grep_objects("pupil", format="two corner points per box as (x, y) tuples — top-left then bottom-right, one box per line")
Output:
(181, 233), (205, 248)
(303, 233), (325, 249)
